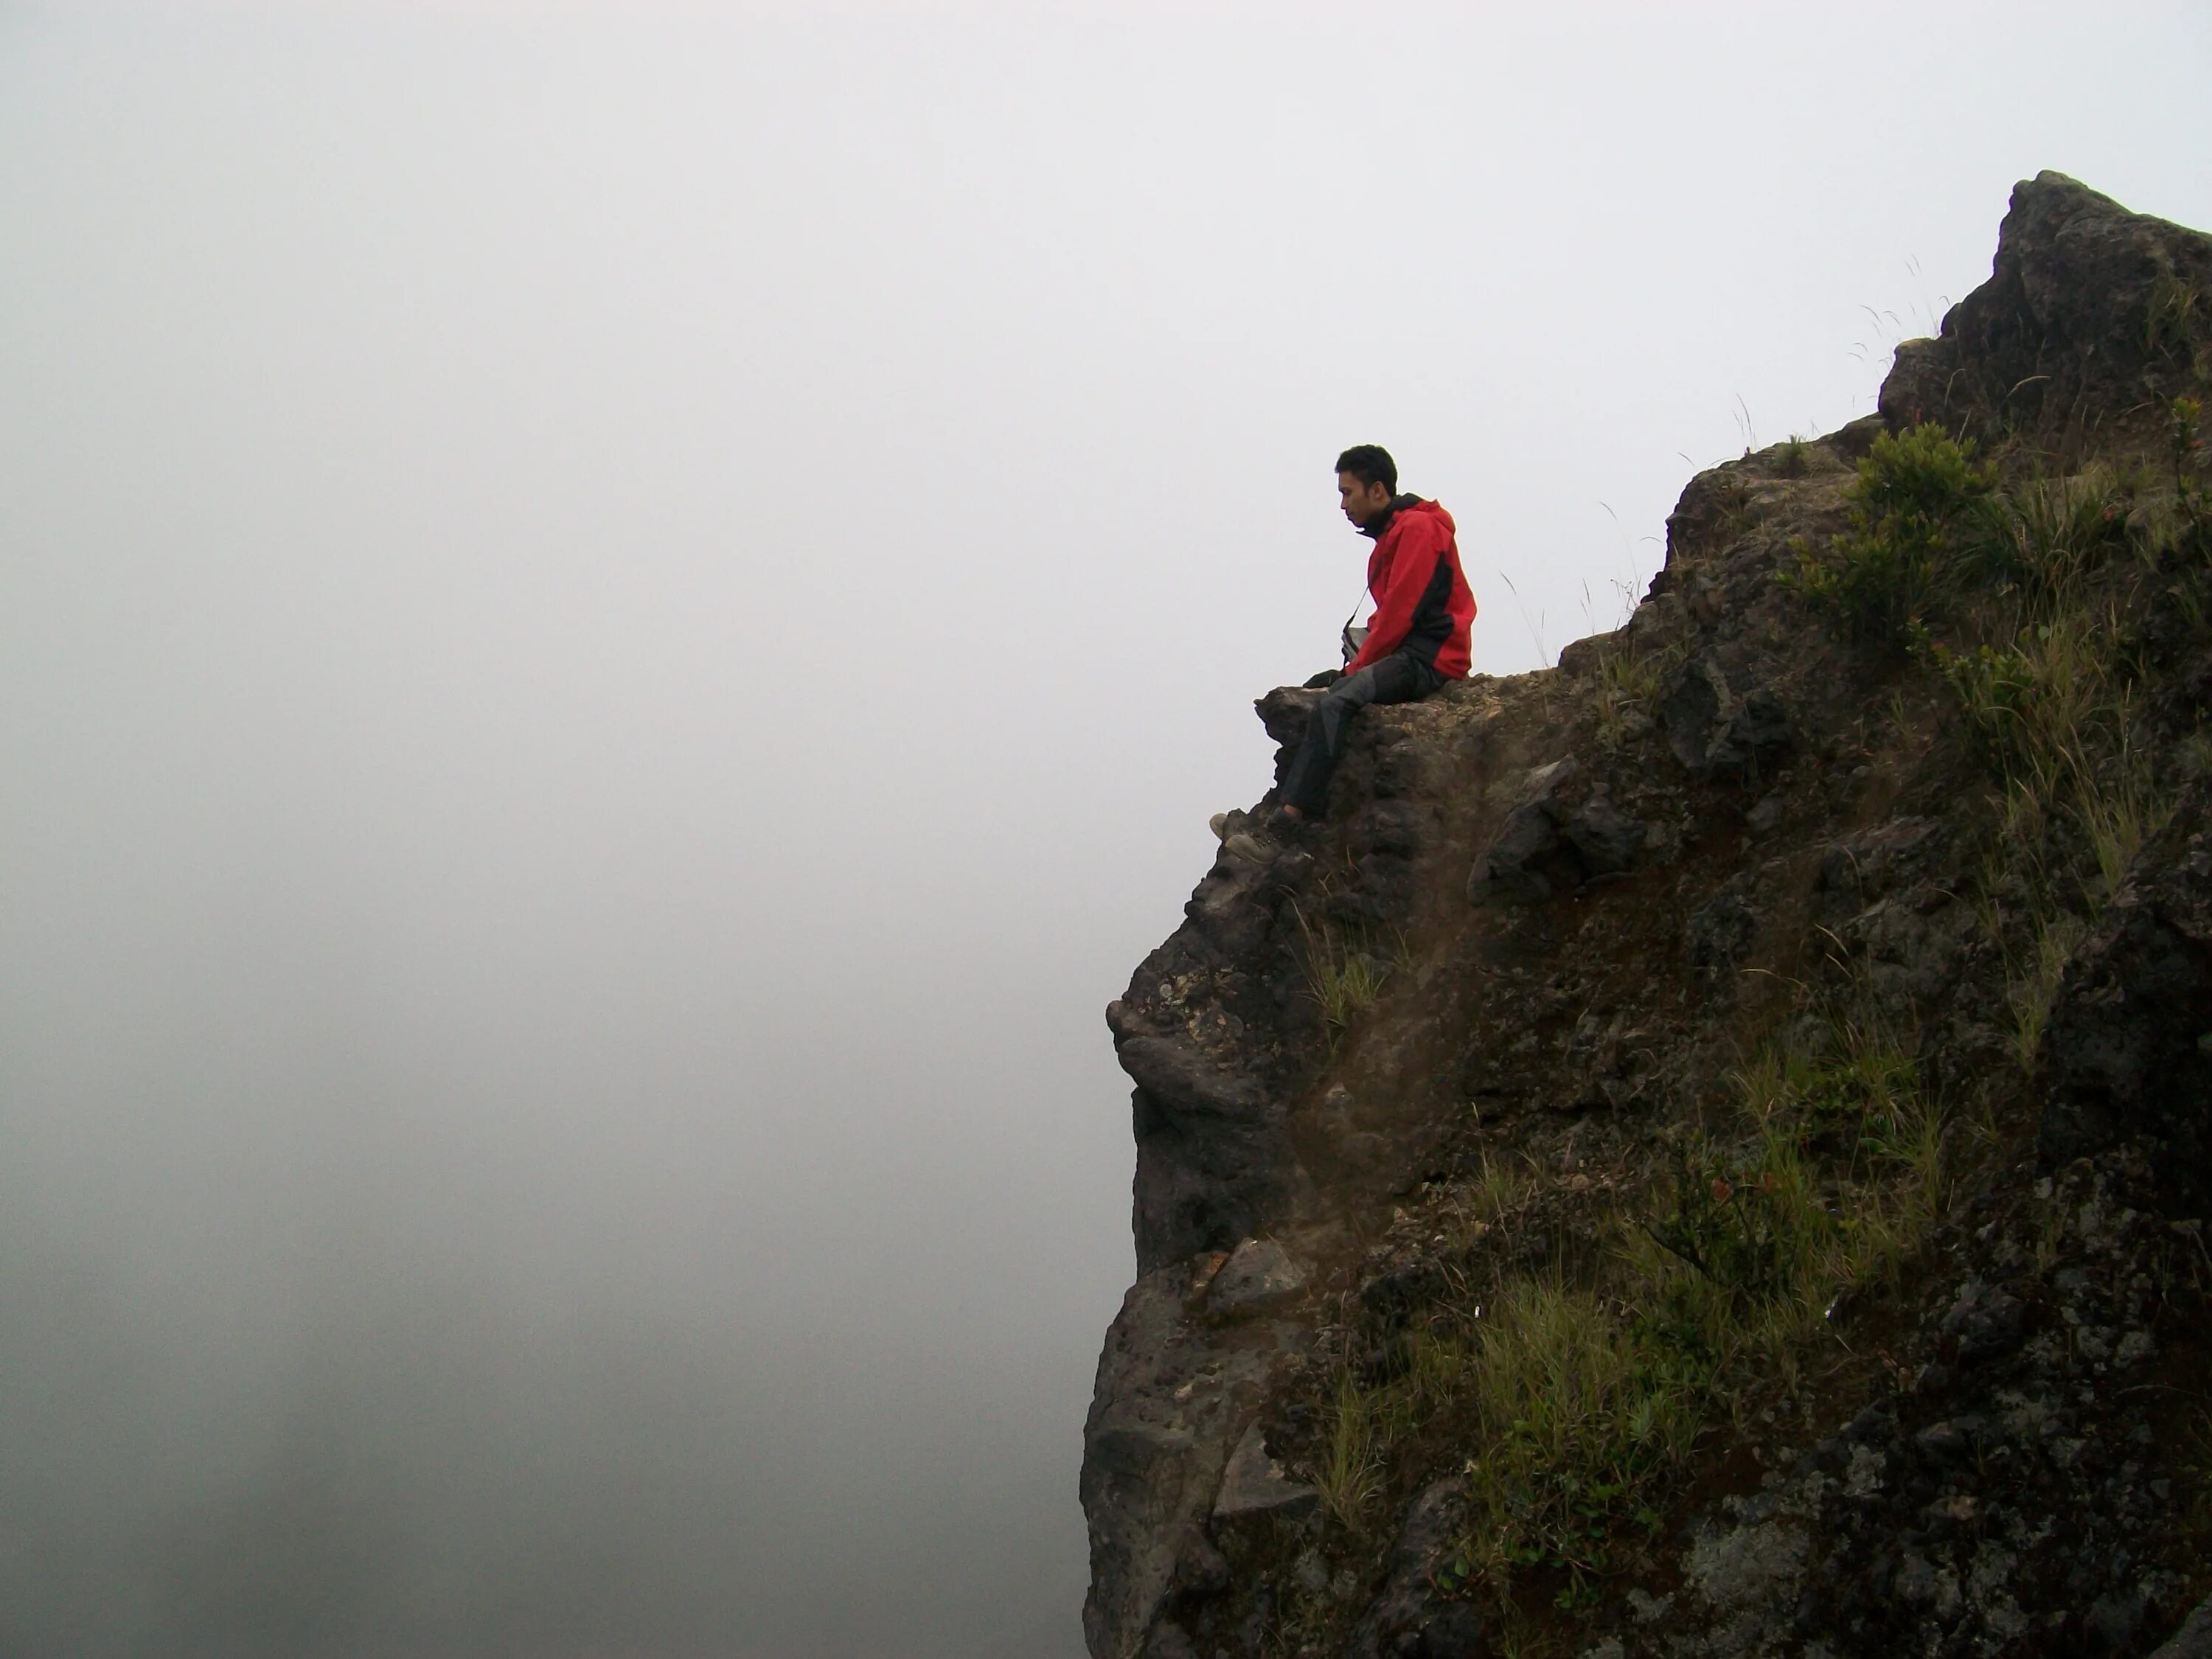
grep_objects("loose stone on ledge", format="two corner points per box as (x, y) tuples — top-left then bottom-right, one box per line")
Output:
(1212, 1419), (1318, 1522)
(1207, 1237), (1307, 1315)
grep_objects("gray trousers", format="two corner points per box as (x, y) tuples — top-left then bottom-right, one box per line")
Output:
(1279, 651), (1444, 817)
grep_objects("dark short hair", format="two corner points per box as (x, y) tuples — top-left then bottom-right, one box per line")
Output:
(1335, 445), (1397, 495)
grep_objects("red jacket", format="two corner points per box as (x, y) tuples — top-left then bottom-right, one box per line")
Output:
(1348, 497), (1477, 678)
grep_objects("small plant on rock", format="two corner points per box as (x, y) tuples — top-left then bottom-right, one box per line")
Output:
(1291, 900), (1402, 1034)
(2005, 911), (2087, 1071)
(1714, 474), (1757, 539)
(2174, 396), (2206, 507)
(2144, 272), (2202, 363)
(1589, 636), (1686, 748)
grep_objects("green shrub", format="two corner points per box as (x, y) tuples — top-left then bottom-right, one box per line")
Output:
(1788, 424), (1994, 644)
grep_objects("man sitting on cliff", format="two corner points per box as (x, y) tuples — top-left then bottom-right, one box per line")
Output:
(1222, 445), (1476, 858)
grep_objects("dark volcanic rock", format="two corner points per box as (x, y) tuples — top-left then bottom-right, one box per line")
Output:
(1938, 1276), (2026, 1367)
(2151, 1593), (2212, 1659)
(1110, 1006), (1298, 1275)
(1467, 759), (1581, 904)
(1660, 653), (1792, 780)
(1820, 816), (1944, 904)
(2040, 776), (2212, 1191)
(1410, 1604), (1486, 1658)
(1257, 684), (1324, 751)
(1207, 1237), (1307, 1315)
(1686, 873), (1759, 974)
(1082, 1270), (1287, 1659)
(1466, 799), (1559, 905)
(1882, 171), (2212, 442)
(1559, 792), (1646, 875)
(1211, 1419), (1318, 1521)
(1344, 1478), (1474, 1659)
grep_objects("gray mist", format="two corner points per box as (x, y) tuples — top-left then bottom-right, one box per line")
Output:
(2, 4), (2206, 1655)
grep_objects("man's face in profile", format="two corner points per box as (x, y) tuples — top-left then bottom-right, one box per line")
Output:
(1338, 470), (1393, 529)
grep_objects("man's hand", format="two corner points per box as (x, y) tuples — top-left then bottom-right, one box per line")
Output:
(1303, 669), (1344, 690)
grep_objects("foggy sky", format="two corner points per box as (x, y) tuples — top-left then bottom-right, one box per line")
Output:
(3, 4), (2208, 1655)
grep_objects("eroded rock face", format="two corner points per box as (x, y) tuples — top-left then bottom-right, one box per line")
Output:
(1466, 759), (1578, 905)
(1559, 791), (1645, 876)
(1082, 1269), (1293, 1659)
(1087, 686), (1481, 1656)
(2149, 1596), (2212, 1659)
(1110, 998), (1299, 1276)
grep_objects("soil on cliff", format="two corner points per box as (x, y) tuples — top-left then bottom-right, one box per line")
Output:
(1082, 173), (2212, 1659)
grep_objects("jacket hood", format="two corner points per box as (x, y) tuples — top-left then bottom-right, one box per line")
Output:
(1360, 493), (1454, 540)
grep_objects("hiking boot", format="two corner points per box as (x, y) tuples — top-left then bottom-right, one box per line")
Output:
(1221, 830), (1276, 866)
(1219, 804), (1312, 866)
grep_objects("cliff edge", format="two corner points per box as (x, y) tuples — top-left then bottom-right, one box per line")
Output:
(1084, 173), (2212, 1659)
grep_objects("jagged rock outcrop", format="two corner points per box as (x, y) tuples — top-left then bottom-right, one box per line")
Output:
(1882, 172), (2212, 445)
(1084, 173), (2212, 1659)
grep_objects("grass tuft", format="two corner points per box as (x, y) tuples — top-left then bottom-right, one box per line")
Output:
(2145, 271), (2202, 362)
(1292, 901), (1402, 1033)
(2004, 911), (2087, 1071)
(1589, 636), (1686, 748)
(1964, 467), (2133, 611)
(1315, 1371), (1385, 1530)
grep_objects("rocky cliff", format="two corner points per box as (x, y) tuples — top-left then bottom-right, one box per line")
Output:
(1082, 173), (2212, 1659)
